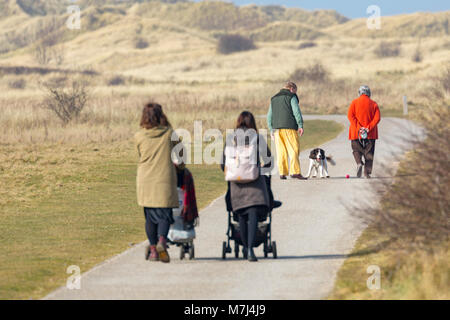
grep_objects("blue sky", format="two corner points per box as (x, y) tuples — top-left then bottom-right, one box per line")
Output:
(231, 0), (450, 18)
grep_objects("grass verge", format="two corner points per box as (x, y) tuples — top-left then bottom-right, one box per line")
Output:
(0, 119), (343, 300)
(329, 227), (449, 300)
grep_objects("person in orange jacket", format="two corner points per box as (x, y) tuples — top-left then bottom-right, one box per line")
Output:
(347, 86), (381, 178)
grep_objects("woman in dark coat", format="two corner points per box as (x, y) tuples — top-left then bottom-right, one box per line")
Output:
(221, 111), (273, 262)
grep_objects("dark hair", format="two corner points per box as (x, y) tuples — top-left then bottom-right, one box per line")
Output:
(140, 103), (171, 129)
(236, 111), (257, 131)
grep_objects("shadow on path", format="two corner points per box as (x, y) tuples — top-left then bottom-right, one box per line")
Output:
(194, 239), (393, 262)
(193, 255), (348, 262)
(195, 254), (352, 262)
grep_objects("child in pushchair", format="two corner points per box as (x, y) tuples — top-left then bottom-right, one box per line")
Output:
(222, 175), (282, 259)
(168, 167), (199, 260)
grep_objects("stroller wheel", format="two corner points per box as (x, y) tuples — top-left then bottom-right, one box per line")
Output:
(180, 246), (185, 260)
(272, 241), (277, 259)
(189, 244), (195, 260)
(222, 242), (227, 260)
(234, 241), (239, 259)
(263, 242), (268, 258)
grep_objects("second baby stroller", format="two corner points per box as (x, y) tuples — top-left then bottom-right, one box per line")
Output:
(222, 175), (281, 259)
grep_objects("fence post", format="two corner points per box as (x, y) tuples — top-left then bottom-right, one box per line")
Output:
(403, 95), (408, 116)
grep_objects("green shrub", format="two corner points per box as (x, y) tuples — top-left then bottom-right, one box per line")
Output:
(217, 34), (256, 55)
(290, 63), (330, 83)
(107, 76), (126, 86)
(298, 41), (317, 50)
(374, 41), (401, 58)
(8, 79), (26, 90)
(134, 38), (149, 49)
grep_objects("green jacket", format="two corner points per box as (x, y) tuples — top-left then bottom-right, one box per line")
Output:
(267, 89), (303, 131)
(135, 126), (180, 208)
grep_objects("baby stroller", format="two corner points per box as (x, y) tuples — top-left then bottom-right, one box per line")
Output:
(168, 168), (198, 260)
(222, 175), (281, 259)
(168, 208), (196, 260)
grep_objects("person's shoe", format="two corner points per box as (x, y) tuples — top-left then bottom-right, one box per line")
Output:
(280, 175), (287, 180)
(248, 248), (258, 262)
(149, 245), (159, 261)
(156, 236), (170, 263)
(291, 174), (308, 180)
(272, 200), (282, 210)
(356, 164), (363, 178)
(365, 174), (371, 179)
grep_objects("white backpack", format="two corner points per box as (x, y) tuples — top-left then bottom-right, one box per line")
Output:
(224, 134), (259, 183)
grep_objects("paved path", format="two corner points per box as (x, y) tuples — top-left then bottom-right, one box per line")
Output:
(45, 115), (422, 300)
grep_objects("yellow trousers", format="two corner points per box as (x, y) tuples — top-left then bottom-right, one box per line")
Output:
(275, 129), (301, 176)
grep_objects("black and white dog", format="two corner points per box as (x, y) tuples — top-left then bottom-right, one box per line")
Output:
(306, 148), (336, 179)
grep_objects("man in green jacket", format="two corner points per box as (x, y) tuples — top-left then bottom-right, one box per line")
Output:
(267, 82), (307, 180)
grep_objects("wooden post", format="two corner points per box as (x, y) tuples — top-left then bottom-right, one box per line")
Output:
(403, 96), (408, 116)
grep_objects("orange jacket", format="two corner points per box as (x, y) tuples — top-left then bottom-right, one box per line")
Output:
(347, 95), (380, 140)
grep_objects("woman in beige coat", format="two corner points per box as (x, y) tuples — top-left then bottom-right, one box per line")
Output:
(135, 103), (181, 263)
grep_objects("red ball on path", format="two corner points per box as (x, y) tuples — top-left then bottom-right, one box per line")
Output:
(346, 174), (350, 179)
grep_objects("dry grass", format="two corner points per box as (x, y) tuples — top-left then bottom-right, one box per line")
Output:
(249, 21), (324, 42)
(361, 107), (449, 249)
(132, 1), (347, 32)
(0, 91), (270, 145)
(329, 227), (449, 300)
(325, 11), (450, 38)
(0, 66), (444, 145)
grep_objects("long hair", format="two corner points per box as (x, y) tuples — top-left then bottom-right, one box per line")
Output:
(140, 103), (171, 129)
(236, 111), (257, 131)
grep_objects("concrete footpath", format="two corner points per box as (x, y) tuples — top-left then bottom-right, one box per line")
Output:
(44, 115), (421, 300)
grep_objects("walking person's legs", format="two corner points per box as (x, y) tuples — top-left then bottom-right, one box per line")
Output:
(246, 208), (259, 262)
(282, 129), (306, 179)
(275, 130), (289, 179)
(146, 208), (173, 263)
(238, 212), (249, 259)
(351, 140), (364, 178)
(237, 207), (259, 262)
(144, 208), (159, 261)
(363, 140), (376, 178)
(238, 214), (249, 249)
(157, 220), (170, 240)
(285, 129), (301, 175)
(144, 210), (159, 245)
